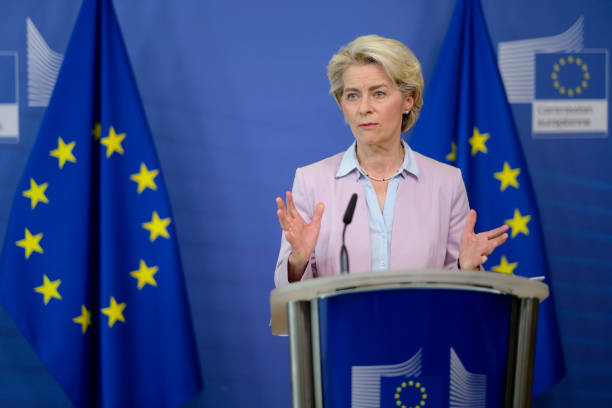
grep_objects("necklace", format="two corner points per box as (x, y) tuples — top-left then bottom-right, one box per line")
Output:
(362, 169), (400, 182)
(359, 143), (405, 182)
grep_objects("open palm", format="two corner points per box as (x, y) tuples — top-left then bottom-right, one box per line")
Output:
(459, 210), (509, 270)
(276, 192), (324, 280)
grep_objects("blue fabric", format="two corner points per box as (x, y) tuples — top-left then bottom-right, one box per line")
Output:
(0, 0), (202, 407)
(336, 139), (419, 271)
(319, 289), (514, 407)
(410, 0), (565, 395)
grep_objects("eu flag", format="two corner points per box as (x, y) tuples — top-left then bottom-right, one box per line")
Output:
(535, 52), (606, 100)
(410, 0), (565, 396)
(0, 0), (202, 406)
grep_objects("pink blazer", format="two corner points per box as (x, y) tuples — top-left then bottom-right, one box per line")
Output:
(274, 150), (469, 287)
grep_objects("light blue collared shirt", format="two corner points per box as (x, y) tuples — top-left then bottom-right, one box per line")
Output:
(335, 139), (419, 272)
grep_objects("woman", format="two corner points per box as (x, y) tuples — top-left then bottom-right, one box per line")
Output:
(274, 35), (508, 287)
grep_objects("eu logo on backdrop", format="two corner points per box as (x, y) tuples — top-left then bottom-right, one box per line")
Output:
(535, 52), (605, 99)
(533, 51), (608, 136)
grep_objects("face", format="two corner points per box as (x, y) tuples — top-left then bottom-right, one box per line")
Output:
(340, 63), (413, 147)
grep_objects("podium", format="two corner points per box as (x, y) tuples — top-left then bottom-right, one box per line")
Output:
(270, 270), (548, 408)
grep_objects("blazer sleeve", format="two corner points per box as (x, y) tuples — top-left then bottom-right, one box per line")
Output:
(274, 167), (317, 288)
(443, 168), (469, 269)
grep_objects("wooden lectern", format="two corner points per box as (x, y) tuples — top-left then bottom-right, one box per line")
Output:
(270, 270), (548, 408)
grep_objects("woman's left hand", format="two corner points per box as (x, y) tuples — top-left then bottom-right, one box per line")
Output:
(458, 210), (509, 270)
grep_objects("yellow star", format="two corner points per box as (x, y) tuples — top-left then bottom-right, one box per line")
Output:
(446, 141), (457, 162)
(130, 259), (159, 290)
(34, 274), (62, 305)
(468, 127), (489, 156)
(100, 126), (126, 158)
(142, 211), (171, 242)
(491, 255), (518, 275)
(493, 162), (521, 191)
(22, 178), (49, 209)
(92, 122), (101, 141)
(130, 163), (159, 194)
(505, 208), (531, 238)
(72, 305), (91, 334)
(101, 296), (126, 328)
(49, 137), (76, 169)
(15, 228), (43, 259)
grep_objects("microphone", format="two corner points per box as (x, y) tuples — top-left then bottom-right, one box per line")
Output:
(340, 194), (357, 274)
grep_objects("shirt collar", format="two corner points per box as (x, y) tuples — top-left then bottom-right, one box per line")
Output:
(336, 139), (420, 179)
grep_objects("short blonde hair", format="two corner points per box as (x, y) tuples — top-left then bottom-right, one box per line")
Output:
(327, 34), (424, 132)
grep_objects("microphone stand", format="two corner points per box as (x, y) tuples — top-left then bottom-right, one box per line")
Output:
(340, 224), (350, 274)
(340, 194), (357, 275)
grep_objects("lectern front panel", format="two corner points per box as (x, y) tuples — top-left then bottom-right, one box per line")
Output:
(316, 288), (514, 408)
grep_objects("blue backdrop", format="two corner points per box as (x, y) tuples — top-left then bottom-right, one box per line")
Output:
(0, 0), (610, 406)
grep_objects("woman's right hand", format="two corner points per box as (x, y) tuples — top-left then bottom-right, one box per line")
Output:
(276, 191), (325, 282)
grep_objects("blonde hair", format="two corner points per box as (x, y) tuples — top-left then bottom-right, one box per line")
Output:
(327, 34), (424, 132)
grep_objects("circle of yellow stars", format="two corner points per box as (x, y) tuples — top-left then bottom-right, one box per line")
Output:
(551, 55), (589, 97)
(16, 122), (169, 334)
(445, 127), (532, 274)
(394, 379), (427, 408)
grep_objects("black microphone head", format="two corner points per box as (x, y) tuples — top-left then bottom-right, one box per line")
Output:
(343, 193), (358, 224)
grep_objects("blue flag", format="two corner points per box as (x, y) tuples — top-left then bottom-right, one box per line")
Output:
(410, 0), (565, 396)
(0, 0), (202, 406)
(535, 52), (606, 100)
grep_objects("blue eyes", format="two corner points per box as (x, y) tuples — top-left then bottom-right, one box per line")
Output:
(344, 91), (385, 101)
